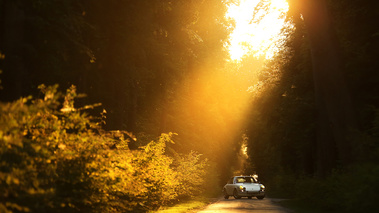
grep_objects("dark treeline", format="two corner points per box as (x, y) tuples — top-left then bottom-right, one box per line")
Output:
(0, 0), (244, 212)
(245, 0), (379, 212)
(0, 0), (242, 179)
(0, 0), (227, 131)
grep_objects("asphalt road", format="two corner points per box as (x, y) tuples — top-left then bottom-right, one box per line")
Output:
(196, 197), (293, 213)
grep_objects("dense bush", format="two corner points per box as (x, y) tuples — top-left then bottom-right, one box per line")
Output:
(0, 85), (210, 213)
(290, 163), (379, 212)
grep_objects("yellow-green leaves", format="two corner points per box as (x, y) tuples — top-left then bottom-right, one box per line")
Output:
(0, 85), (210, 212)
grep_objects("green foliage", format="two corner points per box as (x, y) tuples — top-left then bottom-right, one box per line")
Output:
(172, 150), (208, 199)
(291, 163), (379, 213)
(246, 23), (315, 181)
(0, 85), (210, 212)
(1, 0), (237, 193)
(245, 1), (379, 212)
(264, 171), (297, 199)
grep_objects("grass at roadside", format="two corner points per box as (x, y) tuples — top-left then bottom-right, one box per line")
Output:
(150, 197), (219, 213)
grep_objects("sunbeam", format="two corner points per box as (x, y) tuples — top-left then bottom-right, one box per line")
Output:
(226, 0), (289, 60)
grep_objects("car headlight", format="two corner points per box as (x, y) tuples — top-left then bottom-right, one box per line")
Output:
(260, 185), (265, 191)
(239, 185), (246, 191)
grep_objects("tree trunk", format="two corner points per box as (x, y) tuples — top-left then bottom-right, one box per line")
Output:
(1, 0), (26, 100)
(300, 0), (357, 175)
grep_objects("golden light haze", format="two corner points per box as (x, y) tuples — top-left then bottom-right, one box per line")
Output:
(226, 0), (289, 60)
(149, 0), (287, 173)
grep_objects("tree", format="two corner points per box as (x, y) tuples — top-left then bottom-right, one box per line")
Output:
(0, 0), (26, 99)
(252, 0), (359, 176)
(293, 0), (358, 176)
(0, 0), (240, 185)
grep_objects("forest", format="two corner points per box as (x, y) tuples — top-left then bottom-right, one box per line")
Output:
(1, 0), (378, 212)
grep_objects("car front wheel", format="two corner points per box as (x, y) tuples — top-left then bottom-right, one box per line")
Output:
(256, 196), (265, 200)
(223, 189), (229, 199)
(233, 189), (241, 199)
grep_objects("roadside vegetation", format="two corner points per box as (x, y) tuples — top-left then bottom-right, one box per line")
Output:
(0, 85), (216, 213)
(150, 197), (216, 213)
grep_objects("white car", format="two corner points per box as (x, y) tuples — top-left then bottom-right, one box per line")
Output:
(223, 176), (265, 199)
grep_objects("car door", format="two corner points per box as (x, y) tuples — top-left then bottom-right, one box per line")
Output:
(225, 177), (235, 194)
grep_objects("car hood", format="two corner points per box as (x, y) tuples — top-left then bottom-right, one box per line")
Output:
(241, 183), (261, 191)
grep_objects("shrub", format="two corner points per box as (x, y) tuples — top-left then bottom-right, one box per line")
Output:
(0, 85), (210, 212)
(292, 164), (379, 213)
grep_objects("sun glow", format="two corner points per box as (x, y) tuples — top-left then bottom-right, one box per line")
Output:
(226, 0), (289, 60)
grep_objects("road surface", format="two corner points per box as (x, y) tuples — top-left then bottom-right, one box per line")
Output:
(196, 197), (292, 213)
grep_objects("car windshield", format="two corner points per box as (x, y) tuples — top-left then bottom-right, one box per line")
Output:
(236, 177), (256, 183)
